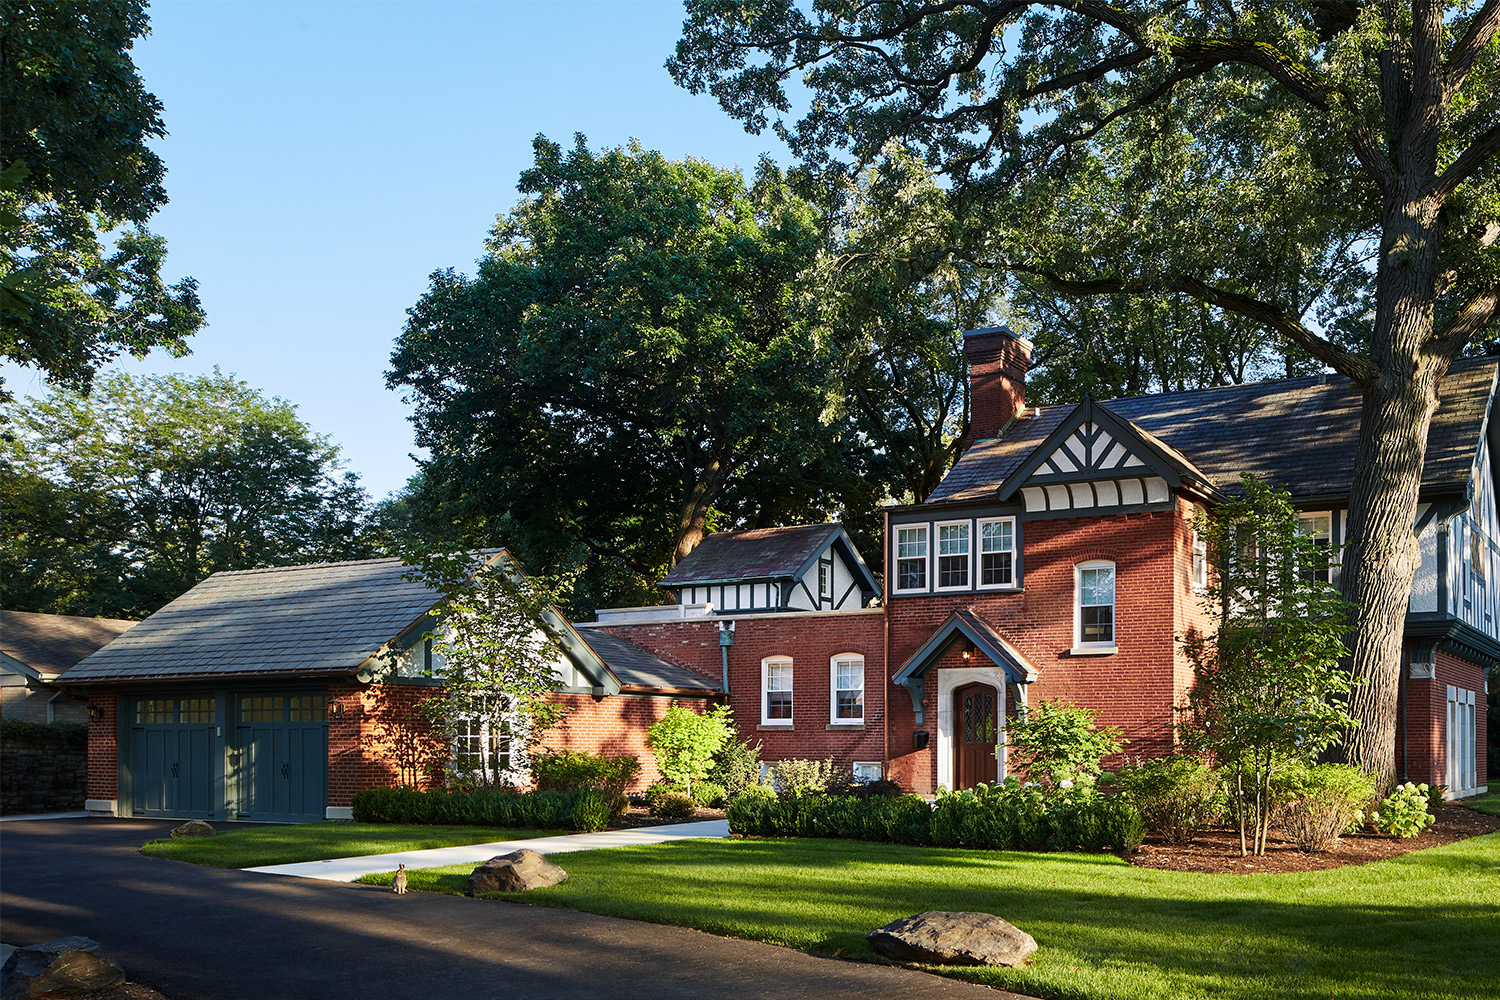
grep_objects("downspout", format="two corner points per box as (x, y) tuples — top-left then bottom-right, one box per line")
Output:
(717, 620), (735, 703)
(882, 508), (891, 779)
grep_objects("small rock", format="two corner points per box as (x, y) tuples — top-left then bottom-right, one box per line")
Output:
(464, 848), (567, 895)
(169, 819), (215, 838)
(867, 911), (1037, 967)
(0, 936), (126, 1000)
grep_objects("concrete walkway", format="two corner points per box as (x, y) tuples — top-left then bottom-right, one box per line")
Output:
(246, 818), (731, 881)
(0, 810), (88, 822)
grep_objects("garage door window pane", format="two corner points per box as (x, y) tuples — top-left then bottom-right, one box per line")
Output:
(180, 698), (216, 723)
(240, 697), (282, 722)
(290, 695), (326, 721)
(137, 699), (174, 724)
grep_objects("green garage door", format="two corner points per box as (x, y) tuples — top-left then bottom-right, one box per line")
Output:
(128, 697), (219, 819)
(231, 694), (328, 823)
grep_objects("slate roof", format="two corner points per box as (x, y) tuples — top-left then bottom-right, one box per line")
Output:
(60, 557), (457, 684)
(579, 630), (719, 693)
(930, 357), (1498, 505)
(0, 611), (137, 678)
(660, 523), (845, 586)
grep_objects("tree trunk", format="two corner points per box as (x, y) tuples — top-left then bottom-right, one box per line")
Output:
(671, 454), (730, 566)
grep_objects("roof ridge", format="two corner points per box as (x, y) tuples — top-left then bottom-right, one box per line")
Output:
(208, 556), (409, 578)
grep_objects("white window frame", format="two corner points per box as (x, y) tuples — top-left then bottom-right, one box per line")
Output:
(976, 516), (1017, 590)
(934, 520), (972, 591)
(894, 524), (930, 594)
(1297, 511), (1335, 585)
(761, 656), (793, 726)
(852, 761), (883, 784)
(1073, 560), (1117, 654)
(1190, 524), (1208, 591)
(451, 694), (526, 786)
(829, 653), (865, 725)
(1446, 685), (1479, 797)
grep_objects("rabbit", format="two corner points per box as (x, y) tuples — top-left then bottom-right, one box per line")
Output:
(393, 863), (408, 894)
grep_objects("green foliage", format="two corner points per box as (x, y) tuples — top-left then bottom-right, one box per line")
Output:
(533, 749), (638, 819)
(649, 790), (696, 820)
(568, 790), (613, 833)
(1271, 763), (1376, 852)
(0, 1), (204, 401)
(645, 704), (733, 796)
(0, 719), (87, 745)
(708, 737), (763, 797)
(1180, 476), (1358, 856)
(1117, 755), (1222, 845)
(767, 757), (853, 796)
(728, 778), (1144, 854)
(1, 371), (377, 617)
(1371, 783), (1436, 839)
(1006, 700), (1125, 786)
(351, 785), (620, 833)
(691, 781), (727, 808)
(1426, 784), (1449, 814)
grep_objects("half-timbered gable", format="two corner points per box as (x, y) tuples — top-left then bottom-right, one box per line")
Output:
(659, 523), (880, 614)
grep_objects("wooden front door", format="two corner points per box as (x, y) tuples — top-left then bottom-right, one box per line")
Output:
(954, 682), (999, 789)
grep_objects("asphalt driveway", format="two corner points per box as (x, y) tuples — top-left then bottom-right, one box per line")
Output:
(0, 818), (1026, 1000)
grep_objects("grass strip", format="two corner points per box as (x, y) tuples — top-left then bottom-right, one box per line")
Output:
(143, 822), (562, 868)
(357, 832), (1500, 1000)
(1461, 793), (1500, 817)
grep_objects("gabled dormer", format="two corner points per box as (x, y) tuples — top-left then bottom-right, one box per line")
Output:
(659, 523), (880, 614)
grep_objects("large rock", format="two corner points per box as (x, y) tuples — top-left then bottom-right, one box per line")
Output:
(1, 936), (126, 1000)
(464, 849), (567, 896)
(866, 911), (1037, 967)
(170, 819), (215, 838)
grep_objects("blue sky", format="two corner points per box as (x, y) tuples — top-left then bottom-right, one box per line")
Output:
(3, 0), (792, 500)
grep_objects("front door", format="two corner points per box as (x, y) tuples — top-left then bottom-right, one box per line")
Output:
(954, 682), (999, 790)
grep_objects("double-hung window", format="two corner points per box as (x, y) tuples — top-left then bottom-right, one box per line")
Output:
(978, 518), (1015, 588)
(453, 696), (516, 785)
(896, 526), (929, 591)
(1297, 512), (1334, 584)
(936, 522), (971, 589)
(830, 654), (864, 724)
(1075, 560), (1116, 651)
(762, 657), (793, 725)
(1190, 525), (1208, 590)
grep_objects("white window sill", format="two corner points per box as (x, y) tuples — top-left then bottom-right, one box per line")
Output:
(1070, 645), (1117, 657)
(758, 721), (793, 729)
(827, 721), (865, 729)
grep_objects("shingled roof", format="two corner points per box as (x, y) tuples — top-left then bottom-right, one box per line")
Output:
(578, 630), (718, 693)
(59, 557), (455, 684)
(0, 611), (136, 678)
(660, 523), (845, 586)
(930, 357), (1498, 505)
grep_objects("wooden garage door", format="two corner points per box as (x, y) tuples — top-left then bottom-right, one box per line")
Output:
(128, 697), (218, 819)
(231, 694), (328, 823)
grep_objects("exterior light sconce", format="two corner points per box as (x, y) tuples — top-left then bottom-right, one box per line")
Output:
(87, 704), (104, 722)
(912, 730), (930, 750)
(327, 701), (345, 719)
(962, 641), (974, 662)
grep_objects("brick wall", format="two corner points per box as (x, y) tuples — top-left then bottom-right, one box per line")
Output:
(601, 612), (888, 778)
(1400, 648), (1489, 792)
(539, 692), (714, 790)
(964, 328), (1031, 446)
(84, 690), (118, 801)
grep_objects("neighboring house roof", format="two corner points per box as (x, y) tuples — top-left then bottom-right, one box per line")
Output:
(578, 630), (718, 693)
(59, 557), (472, 684)
(930, 357), (1498, 505)
(659, 522), (881, 599)
(0, 610), (137, 680)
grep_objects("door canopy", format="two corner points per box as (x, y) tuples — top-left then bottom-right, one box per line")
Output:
(892, 609), (1037, 725)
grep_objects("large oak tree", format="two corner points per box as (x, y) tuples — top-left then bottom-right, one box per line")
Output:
(672, 1), (1500, 788)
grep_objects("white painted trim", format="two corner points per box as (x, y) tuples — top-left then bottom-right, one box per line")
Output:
(575, 607), (884, 627)
(935, 668), (1008, 793)
(975, 516), (1018, 590)
(85, 799), (118, 817)
(1074, 559), (1117, 650)
(893, 524), (932, 595)
(934, 519), (973, 592)
(829, 652), (865, 725)
(761, 656), (793, 727)
(326, 806), (354, 821)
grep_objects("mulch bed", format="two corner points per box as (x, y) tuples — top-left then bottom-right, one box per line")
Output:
(609, 805), (726, 830)
(1127, 804), (1500, 874)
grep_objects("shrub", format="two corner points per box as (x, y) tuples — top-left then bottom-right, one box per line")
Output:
(1426, 783), (1448, 812)
(692, 781), (727, 808)
(726, 784), (776, 834)
(1118, 755), (1221, 844)
(649, 790), (695, 820)
(709, 737), (764, 796)
(526, 789), (570, 827)
(847, 778), (903, 799)
(534, 749), (640, 796)
(646, 705), (733, 796)
(1007, 700), (1125, 786)
(569, 789), (613, 832)
(768, 758), (853, 795)
(1371, 782), (1436, 838)
(1271, 763), (1376, 852)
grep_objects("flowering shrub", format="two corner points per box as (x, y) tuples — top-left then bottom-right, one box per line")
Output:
(1370, 782), (1436, 838)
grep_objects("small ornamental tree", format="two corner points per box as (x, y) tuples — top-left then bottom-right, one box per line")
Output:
(416, 556), (570, 789)
(1006, 699), (1124, 787)
(1180, 476), (1359, 857)
(646, 704), (733, 796)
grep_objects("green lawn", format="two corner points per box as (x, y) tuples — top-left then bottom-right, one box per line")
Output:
(356, 832), (1500, 1000)
(142, 823), (562, 868)
(1462, 793), (1500, 817)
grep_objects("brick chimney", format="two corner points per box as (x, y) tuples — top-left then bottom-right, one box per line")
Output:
(963, 325), (1032, 446)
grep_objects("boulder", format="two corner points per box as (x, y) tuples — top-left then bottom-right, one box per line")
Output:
(170, 819), (215, 838)
(464, 849), (567, 896)
(866, 911), (1037, 967)
(1, 936), (126, 1000)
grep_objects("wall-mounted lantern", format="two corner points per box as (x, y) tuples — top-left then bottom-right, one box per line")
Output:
(912, 730), (930, 750)
(87, 704), (104, 722)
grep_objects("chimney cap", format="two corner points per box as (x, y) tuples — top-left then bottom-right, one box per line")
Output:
(961, 324), (1034, 351)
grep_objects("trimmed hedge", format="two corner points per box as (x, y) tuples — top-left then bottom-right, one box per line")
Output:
(352, 786), (609, 832)
(728, 778), (1146, 853)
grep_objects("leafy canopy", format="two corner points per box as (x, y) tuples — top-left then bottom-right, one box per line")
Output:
(0, 0), (204, 399)
(646, 703), (734, 795)
(1006, 699), (1125, 787)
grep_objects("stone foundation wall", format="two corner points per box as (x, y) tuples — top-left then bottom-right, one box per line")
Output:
(0, 721), (87, 815)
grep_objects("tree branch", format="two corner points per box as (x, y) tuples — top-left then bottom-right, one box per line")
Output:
(1448, 0), (1500, 90)
(1427, 282), (1500, 359)
(1433, 122), (1500, 204)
